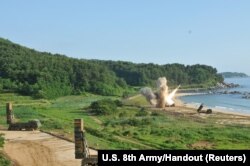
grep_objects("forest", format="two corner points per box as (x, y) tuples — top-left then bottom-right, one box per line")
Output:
(0, 37), (223, 99)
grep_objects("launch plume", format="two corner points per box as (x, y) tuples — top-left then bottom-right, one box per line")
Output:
(140, 77), (180, 108)
(165, 85), (180, 106)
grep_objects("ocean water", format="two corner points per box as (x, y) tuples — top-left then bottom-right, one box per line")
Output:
(180, 77), (250, 114)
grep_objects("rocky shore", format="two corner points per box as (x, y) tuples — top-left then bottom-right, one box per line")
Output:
(215, 82), (250, 99)
(216, 82), (240, 89)
(179, 81), (240, 93)
(179, 81), (250, 99)
(216, 90), (250, 99)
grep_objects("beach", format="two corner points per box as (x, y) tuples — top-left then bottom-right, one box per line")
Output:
(179, 77), (250, 115)
(173, 92), (250, 125)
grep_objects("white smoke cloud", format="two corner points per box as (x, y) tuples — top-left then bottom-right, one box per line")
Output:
(140, 77), (180, 108)
(156, 77), (167, 89)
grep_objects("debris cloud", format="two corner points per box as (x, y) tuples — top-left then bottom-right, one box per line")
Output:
(140, 77), (180, 108)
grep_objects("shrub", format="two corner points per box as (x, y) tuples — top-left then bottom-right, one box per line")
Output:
(0, 134), (4, 148)
(151, 112), (160, 116)
(122, 130), (133, 136)
(0, 154), (10, 166)
(114, 100), (123, 107)
(90, 99), (118, 115)
(119, 111), (128, 118)
(135, 108), (149, 117)
(0, 134), (10, 166)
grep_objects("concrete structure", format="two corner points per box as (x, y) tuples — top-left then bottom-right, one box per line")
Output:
(74, 119), (98, 166)
(6, 103), (41, 131)
(6, 102), (14, 124)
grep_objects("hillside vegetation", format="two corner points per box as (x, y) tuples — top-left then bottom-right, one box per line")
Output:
(0, 37), (223, 99)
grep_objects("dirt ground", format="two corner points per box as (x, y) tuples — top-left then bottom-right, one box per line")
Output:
(0, 130), (97, 166)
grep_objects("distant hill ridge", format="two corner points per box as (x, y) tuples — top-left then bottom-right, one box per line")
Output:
(0, 37), (223, 99)
(220, 72), (249, 78)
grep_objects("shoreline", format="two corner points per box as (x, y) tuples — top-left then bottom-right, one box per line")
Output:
(175, 92), (250, 117)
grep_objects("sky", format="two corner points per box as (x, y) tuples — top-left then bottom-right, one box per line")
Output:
(0, 0), (250, 74)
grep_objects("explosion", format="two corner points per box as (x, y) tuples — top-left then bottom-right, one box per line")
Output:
(140, 77), (180, 108)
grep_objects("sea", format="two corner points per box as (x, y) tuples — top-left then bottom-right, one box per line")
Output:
(180, 77), (250, 115)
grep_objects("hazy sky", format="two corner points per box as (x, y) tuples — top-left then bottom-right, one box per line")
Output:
(1, 0), (250, 74)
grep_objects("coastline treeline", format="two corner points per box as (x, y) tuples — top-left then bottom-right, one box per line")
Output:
(220, 72), (248, 78)
(0, 38), (223, 99)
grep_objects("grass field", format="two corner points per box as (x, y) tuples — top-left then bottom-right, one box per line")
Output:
(0, 93), (250, 150)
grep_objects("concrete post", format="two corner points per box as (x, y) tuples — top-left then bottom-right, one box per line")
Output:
(6, 103), (14, 124)
(74, 119), (84, 159)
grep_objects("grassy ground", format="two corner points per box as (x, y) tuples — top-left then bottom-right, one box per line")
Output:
(0, 93), (250, 150)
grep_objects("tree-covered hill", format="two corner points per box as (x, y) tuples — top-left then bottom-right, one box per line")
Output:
(220, 72), (249, 78)
(96, 60), (223, 87)
(0, 38), (127, 98)
(0, 37), (223, 99)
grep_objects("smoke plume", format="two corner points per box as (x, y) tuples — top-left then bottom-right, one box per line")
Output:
(156, 77), (168, 108)
(140, 87), (157, 106)
(140, 77), (180, 108)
